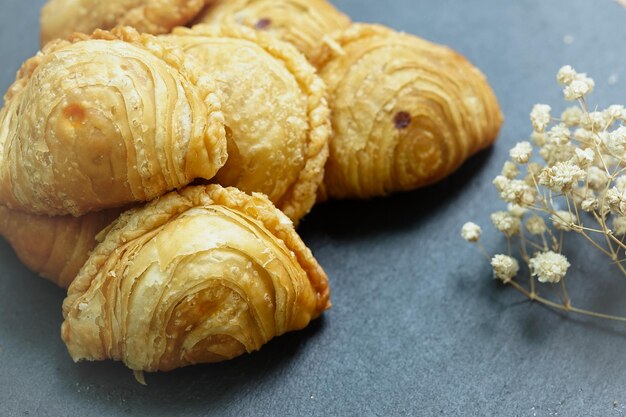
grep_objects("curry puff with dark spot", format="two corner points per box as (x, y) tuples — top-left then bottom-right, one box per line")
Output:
(0, 28), (227, 216)
(62, 185), (330, 372)
(196, 0), (351, 60)
(313, 24), (504, 200)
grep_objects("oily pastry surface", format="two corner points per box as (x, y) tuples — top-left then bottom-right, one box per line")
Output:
(0, 28), (227, 216)
(0, 206), (122, 289)
(196, 0), (351, 60)
(164, 25), (330, 223)
(40, 0), (209, 46)
(314, 24), (504, 200)
(62, 185), (330, 372)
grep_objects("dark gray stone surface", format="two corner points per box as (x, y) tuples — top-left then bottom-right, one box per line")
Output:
(1, 0), (626, 415)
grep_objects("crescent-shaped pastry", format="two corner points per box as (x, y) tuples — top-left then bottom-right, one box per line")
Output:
(195, 0), (351, 60)
(0, 28), (227, 216)
(0, 206), (122, 289)
(62, 185), (330, 372)
(313, 24), (504, 200)
(163, 24), (330, 223)
(40, 0), (210, 46)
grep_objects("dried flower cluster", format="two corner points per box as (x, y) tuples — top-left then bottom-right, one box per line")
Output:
(462, 66), (626, 322)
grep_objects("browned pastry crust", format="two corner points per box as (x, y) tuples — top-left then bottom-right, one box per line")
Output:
(62, 185), (330, 371)
(313, 24), (504, 200)
(196, 0), (351, 60)
(0, 28), (227, 216)
(40, 0), (213, 46)
(164, 24), (330, 223)
(0, 206), (122, 288)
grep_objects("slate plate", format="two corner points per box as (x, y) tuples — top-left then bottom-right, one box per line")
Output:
(2, 1), (626, 416)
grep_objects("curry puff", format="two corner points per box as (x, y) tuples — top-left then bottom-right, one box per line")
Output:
(0, 28), (227, 217)
(62, 185), (330, 372)
(40, 0), (210, 46)
(0, 206), (122, 289)
(196, 0), (351, 60)
(163, 24), (330, 223)
(313, 24), (504, 200)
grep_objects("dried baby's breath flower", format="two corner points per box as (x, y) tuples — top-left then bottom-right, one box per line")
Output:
(491, 254), (519, 283)
(557, 65), (577, 85)
(573, 128), (596, 144)
(491, 211), (521, 237)
(510, 141), (532, 164)
(539, 142), (576, 164)
(572, 147), (595, 168)
(531, 131), (548, 147)
(530, 104), (552, 133)
(606, 187), (626, 215)
(551, 210), (577, 231)
(563, 74), (594, 101)
(561, 106), (583, 126)
(537, 161), (586, 192)
(581, 196), (599, 212)
(493, 176), (536, 206)
(526, 215), (547, 235)
(548, 123), (571, 145)
(464, 67), (626, 323)
(615, 175), (626, 191)
(612, 216), (626, 237)
(461, 222), (482, 242)
(507, 203), (528, 218)
(581, 111), (607, 131)
(586, 166), (609, 191)
(501, 161), (518, 179)
(605, 105), (626, 121)
(605, 126), (626, 157)
(529, 251), (570, 284)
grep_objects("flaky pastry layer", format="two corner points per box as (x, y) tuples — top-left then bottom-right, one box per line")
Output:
(62, 185), (330, 372)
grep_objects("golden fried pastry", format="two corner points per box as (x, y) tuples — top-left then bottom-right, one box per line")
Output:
(163, 24), (330, 223)
(62, 185), (330, 372)
(40, 0), (210, 46)
(196, 0), (351, 60)
(0, 28), (227, 217)
(0, 206), (122, 288)
(313, 24), (503, 200)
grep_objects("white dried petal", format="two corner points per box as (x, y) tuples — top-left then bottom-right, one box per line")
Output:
(561, 106), (583, 126)
(551, 210), (577, 231)
(586, 166), (609, 191)
(529, 251), (570, 284)
(491, 211), (521, 237)
(501, 161), (518, 179)
(461, 222), (482, 242)
(537, 161), (586, 192)
(526, 215), (547, 235)
(557, 65), (577, 85)
(491, 254), (520, 283)
(510, 141), (533, 164)
(530, 104), (552, 133)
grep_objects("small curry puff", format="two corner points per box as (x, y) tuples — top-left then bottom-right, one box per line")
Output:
(0, 28), (227, 217)
(196, 0), (351, 60)
(40, 0), (211, 46)
(313, 24), (504, 200)
(0, 206), (122, 289)
(164, 25), (330, 223)
(62, 185), (330, 372)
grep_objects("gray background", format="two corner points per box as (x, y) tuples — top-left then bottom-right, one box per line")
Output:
(1, 0), (626, 415)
